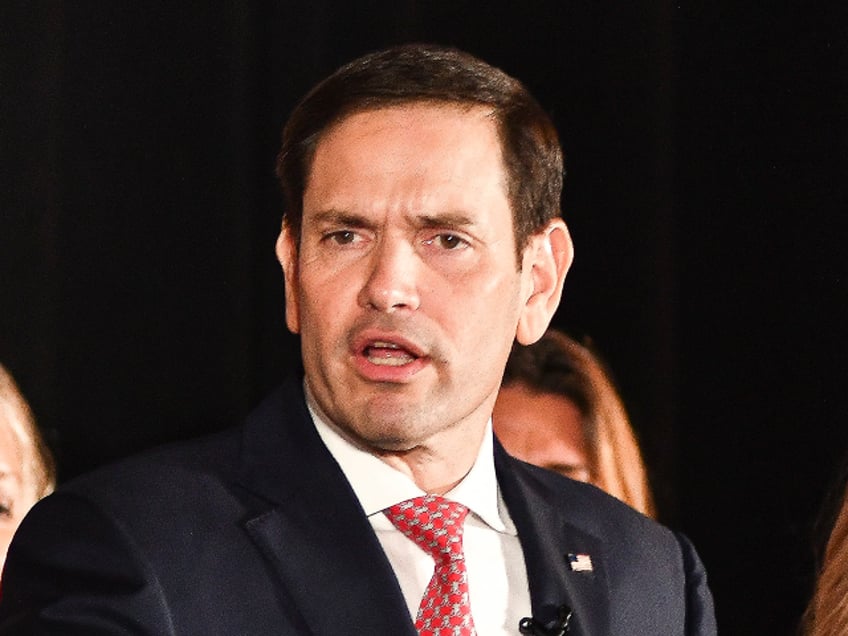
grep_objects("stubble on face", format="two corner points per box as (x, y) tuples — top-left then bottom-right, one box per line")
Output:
(285, 103), (531, 475)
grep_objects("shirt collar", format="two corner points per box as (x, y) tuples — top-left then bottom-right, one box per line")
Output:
(305, 381), (515, 535)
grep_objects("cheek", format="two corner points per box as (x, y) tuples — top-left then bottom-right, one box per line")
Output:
(462, 272), (523, 333)
(297, 274), (354, 339)
(444, 276), (521, 348)
(442, 262), (521, 309)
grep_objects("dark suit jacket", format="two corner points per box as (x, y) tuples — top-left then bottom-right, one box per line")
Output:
(0, 378), (716, 635)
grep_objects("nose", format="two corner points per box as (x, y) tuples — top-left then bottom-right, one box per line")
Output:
(357, 238), (421, 313)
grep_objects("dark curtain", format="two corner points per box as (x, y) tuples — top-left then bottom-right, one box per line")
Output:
(2, 3), (846, 634)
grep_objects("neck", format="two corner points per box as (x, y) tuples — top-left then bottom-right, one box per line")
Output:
(374, 423), (487, 494)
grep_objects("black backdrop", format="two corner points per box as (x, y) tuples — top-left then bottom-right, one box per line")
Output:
(2, 3), (846, 634)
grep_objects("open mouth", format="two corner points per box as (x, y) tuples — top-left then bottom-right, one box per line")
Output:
(364, 341), (418, 367)
(351, 331), (429, 381)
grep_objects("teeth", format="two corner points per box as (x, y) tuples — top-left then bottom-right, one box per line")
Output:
(366, 343), (414, 366)
(368, 354), (412, 366)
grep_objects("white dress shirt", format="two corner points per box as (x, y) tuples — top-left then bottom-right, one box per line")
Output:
(307, 387), (532, 635)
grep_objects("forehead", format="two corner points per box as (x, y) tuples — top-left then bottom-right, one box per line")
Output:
(323, 102), (501, 158)
(305, 103), (508, 206)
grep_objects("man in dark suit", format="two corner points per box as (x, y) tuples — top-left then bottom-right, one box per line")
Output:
(0, 44), (717, 635)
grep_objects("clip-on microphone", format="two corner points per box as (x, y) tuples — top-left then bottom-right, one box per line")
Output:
(518, 604), (573, 635)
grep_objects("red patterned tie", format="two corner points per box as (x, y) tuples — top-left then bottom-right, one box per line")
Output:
(385, 495), (477, 636)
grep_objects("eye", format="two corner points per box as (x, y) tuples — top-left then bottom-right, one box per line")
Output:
(437, 234), (465, 250)
(322, 230), (362, 246)
(423, 233), (470, 251)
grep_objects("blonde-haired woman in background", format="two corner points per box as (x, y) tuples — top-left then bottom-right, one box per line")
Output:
(0, 364), (56, 570)
(802, 476), (848, 635)
(493, 329), (656, 518)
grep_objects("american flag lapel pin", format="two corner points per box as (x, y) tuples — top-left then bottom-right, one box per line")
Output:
(567, 553), (593, 573)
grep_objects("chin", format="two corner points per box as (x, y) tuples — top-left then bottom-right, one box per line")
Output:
(349, 410), (435, 450)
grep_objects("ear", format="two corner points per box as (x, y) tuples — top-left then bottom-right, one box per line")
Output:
(516, 219), (573, 345)
(276, 224), (301, 334)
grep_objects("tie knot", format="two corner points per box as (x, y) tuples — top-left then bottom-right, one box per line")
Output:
(385, 495), (469, 563)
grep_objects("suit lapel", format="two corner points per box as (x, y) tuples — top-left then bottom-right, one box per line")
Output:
(236, 380), (417, 636)
(233, 381), (613, 635)
(496, 442), (610, 636)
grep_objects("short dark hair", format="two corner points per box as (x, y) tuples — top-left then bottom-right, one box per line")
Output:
(275, 43), (563, 259)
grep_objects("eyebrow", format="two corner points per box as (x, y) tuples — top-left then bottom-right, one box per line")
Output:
(306, 209), (478, 231)
(308, 209), (373, 228)
(416, 212), (476, 230)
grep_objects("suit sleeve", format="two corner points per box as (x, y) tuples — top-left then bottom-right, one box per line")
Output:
(675, 532), (718, 636)
(0, 492), (174, 635)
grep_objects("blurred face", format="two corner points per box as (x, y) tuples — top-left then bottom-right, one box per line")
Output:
(279, 103), (538, 453)
(0, 422), (37, 567)
(493, 383), (591, 482)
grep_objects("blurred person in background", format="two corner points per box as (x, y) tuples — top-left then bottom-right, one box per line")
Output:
(494, 329), (656, 517)
(801, 464), (848, 635)
(0, 364), (56, 571)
